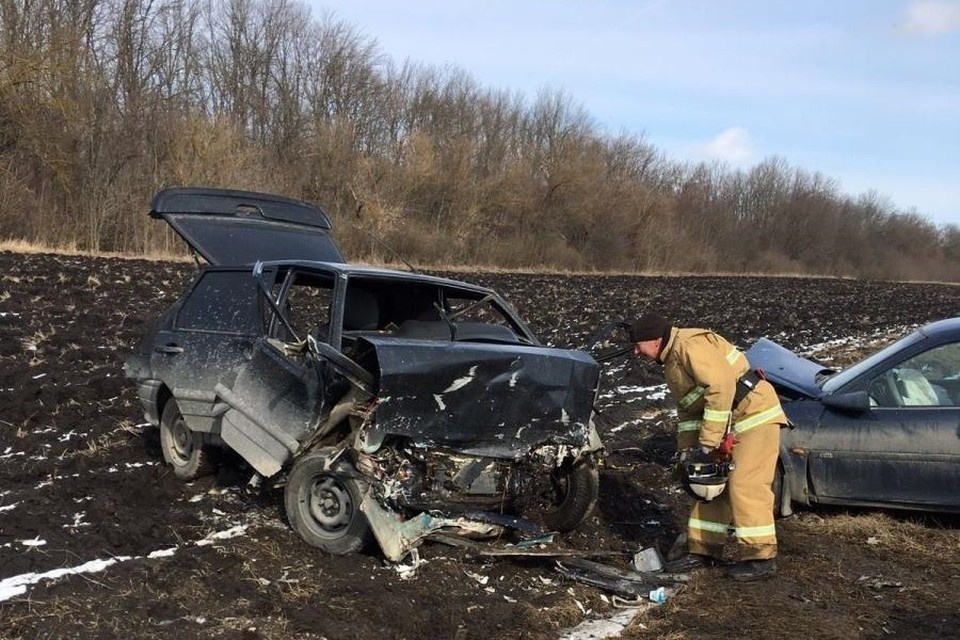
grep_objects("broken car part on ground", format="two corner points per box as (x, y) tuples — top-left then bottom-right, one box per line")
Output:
(124, 187), (605, 561)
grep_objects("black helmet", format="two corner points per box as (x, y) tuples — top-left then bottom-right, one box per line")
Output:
(682, 460), (734, 502)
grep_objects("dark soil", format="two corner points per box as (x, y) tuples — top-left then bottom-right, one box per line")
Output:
(1, 251), (958, 639)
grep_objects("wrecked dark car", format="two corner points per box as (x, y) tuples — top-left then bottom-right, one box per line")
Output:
(746, 319), (960, 516)
(125, 188), (603, 560)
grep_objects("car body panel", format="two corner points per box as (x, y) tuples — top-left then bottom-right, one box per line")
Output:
(360, 335), (601, 458)
(142, 268), (264, 432)
(745, 337), (833, 399)
(150, 187), (344, 265)
(748, 321), (960, 513)
(215, 338), (328, 477)
(808, 408), (958, 507)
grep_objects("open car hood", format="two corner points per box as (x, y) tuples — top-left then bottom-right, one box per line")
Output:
(150, 187), (345, 266)
(745, 337), (835, 399)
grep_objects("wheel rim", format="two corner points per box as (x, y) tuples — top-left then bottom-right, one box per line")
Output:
(306, 475), (353, 535)
(168, 415), (194, 465)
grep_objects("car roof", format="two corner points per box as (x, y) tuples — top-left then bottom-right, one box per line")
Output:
(259, 260), (497, 295)
(918, 317), (960, 339)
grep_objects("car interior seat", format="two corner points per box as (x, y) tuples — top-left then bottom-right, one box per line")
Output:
(343, 288), (379, 331)
(894, 368), (940, 406)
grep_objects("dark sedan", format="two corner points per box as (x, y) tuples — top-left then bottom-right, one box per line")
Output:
(746, 318), (960, 515)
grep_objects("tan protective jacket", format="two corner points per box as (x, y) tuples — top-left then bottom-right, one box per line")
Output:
(659, 328), (785, 450)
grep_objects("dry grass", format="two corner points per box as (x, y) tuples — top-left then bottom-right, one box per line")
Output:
(804, 512), (960, 562)
(22, 327), (55, 356)
(0, 239), (192, 263)
(5, 238), (958, 284)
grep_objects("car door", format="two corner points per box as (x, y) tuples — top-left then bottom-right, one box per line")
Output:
(213, 267), (359, 477)
(806, 342), (960, 509)
(149, 268), (265, 432)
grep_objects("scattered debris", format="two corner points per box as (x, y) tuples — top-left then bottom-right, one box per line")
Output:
(556, 557), (687, 598)
(631, 546), (664, 573)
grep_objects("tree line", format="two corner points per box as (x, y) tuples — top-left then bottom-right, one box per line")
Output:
(1, 0), (957, 281)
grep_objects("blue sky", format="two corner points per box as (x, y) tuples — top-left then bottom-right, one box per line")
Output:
(310, 1), (960, 227)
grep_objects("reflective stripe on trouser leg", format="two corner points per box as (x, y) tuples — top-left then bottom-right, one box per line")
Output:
(728, 421), (780, 560)
(686, 493), (732, 559)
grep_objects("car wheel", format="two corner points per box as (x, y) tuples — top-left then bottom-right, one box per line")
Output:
(159, 400), (212, 480)
(539, 456), (600, 532)
(284, 452), (373, 554)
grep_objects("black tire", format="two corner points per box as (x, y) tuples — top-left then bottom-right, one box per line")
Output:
(159, 400), (212, 481)
(284, 452), (373, 554)
(540, 456), (600, 532)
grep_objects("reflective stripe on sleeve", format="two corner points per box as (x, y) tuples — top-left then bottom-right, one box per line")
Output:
(732, 405), (786, 434)
(688, 517), (731, 534)
(735, 523), (777, 539)
(703, 408), (731, 422)
(725, 347), (743, 365)
(678, 386), (705, 409)
(677, 420), (701, 433)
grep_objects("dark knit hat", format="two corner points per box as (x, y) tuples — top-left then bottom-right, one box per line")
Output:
(629, 313), (670, 342)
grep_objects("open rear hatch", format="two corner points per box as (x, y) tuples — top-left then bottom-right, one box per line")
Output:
(151, 187), (345, 265)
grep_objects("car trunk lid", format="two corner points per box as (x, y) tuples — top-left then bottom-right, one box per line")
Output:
(150, 187), (345, 265)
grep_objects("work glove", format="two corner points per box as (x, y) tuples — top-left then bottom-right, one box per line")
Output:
(682, 446), (715, 466)
(673, 446), (714, 480)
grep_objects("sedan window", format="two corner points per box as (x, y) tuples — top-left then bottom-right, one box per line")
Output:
(867, 343), (960, 407)
(272, 271), (335, 343)
(176, 270), (261, 335)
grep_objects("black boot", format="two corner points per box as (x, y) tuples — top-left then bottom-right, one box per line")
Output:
(725, 559), (777, 582)
(664, 553), (713, 572)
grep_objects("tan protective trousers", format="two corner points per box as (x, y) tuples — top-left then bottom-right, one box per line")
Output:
(686, 421), (780, 561)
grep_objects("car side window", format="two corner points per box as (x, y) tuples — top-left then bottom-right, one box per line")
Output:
(176, 270), (261, 335)
(444, 294), (522, 342)
(868, 343), (960, 407)
(274, 271), (335, 342)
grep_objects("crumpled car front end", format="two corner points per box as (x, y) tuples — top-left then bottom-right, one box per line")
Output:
(276, 334), (604, 560)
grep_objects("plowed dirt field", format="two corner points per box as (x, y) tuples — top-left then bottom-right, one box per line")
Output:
(1, 251), (958, 639)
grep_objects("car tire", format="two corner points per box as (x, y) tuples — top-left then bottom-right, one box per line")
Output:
(284, 452), (373, 554)
(540, 456), (600, 532)
(159, 400), (212, 480)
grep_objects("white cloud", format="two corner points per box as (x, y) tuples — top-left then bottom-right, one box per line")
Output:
(899, 1), (960, 36)
(694, 127), (757, 164)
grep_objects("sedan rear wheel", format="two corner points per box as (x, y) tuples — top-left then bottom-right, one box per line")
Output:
(159, 400), (212, 480)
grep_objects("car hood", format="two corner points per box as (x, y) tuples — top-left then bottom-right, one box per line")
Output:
(745, 337), (835, 399)
(150, 187), (345, 265)
(360, 336), (601, 458)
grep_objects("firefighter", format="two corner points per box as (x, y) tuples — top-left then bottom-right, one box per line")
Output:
(629, 312), (785, 581)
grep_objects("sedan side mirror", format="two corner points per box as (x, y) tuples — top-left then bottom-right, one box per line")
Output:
(822, 390), (871, 412)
